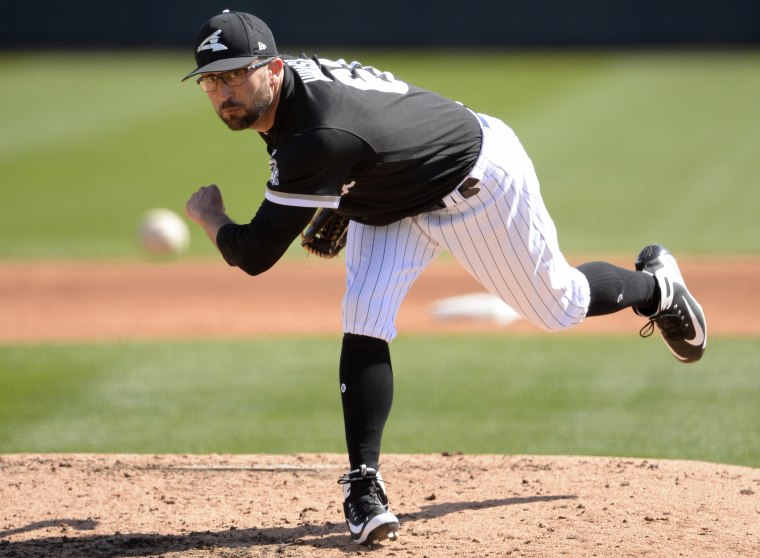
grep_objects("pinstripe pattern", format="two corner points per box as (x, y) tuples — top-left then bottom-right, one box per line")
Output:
(342, 113), (590, 342)
(343, 218), (441, 341)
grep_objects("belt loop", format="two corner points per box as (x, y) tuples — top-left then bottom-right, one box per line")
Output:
(438, 177), (481, 209)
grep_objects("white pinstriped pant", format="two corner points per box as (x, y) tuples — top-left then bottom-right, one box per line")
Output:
(342, 113), (591, 342)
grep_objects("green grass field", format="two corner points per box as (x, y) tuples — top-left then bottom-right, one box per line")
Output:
(1, 50), (758, 467)
(1, 336), (758, 466)
(1, 50), (759, 258)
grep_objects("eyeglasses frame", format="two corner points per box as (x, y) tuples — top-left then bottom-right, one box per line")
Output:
(196, 58), (275, 92)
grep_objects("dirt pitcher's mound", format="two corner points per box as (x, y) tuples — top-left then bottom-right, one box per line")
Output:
(1, 454), (758, 557)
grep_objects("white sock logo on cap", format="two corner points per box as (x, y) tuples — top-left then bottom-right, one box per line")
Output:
(197, 30), (228, 53)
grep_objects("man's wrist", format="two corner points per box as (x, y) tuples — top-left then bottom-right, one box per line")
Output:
(200, 212), (234, 246)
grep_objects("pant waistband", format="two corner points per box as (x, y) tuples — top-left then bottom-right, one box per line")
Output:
(471, 110), (491, 131)
(435, 177), (481, 209)
(434, 111), (491, 209)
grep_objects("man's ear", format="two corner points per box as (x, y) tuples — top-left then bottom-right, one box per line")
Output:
(269, 57), (284, 84)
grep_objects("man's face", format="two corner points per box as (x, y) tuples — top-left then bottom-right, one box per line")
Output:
(201, 62), (273, 131)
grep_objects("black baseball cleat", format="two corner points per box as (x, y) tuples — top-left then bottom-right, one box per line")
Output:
(338, 465), (399, 545)
(634, 244), (707, 363)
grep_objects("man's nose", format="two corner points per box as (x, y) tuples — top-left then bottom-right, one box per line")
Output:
(217, 79), (235, 98)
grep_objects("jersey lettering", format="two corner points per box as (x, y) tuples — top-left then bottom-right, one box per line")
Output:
(322, 59), (410, 94)
(285, 58), (332, 83)
(286, 57), (409, 94)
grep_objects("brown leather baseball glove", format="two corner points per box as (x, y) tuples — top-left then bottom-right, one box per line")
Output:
(301, 208), (349, 258)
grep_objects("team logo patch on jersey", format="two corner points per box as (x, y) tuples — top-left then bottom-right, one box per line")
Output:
(197, 30), (228, 53)
(269, 153), (280, 186)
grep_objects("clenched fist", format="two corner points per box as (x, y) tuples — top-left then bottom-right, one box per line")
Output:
(185, 184), (234, 246)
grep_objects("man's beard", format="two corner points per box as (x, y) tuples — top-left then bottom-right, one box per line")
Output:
(218, 91), (272, 131)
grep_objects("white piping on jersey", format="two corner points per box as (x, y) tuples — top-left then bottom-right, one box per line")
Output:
(265, 188), (340, 209)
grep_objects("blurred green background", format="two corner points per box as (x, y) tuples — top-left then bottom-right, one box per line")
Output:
(1, 50), (759, 259)
(1, 336), (758, 466)
(1, 50), (758, 466)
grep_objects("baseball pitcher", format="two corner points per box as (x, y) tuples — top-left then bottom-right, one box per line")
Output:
(183, 11), (707, 545)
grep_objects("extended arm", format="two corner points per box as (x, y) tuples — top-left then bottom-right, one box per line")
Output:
(186, 185), (315, 275)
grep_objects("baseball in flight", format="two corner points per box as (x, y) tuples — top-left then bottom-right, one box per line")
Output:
(137, 208), (190, 257)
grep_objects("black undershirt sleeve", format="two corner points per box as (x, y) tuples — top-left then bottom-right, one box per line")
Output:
(216, 199), (316, 276)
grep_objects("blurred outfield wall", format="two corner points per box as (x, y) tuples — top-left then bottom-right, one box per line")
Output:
(1, 0), (758, 49)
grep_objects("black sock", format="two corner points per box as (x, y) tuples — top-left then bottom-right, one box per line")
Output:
(577, 261), (658, 317)
(339, 333), (393, 470)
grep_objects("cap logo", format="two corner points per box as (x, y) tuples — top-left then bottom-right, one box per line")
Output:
(197, 30), (228, 53)
(258, 41), (267, 50)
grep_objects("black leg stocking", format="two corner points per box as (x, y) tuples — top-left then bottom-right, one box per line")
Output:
(577, 261), (658, 317)
(339, 333), (394, 470)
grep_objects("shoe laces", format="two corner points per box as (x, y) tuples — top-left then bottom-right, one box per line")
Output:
(338, 464), (377, 485)
(640, 311), (686, 340)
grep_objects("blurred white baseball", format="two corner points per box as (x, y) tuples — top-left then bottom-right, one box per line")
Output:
(137, 208), (190, 257)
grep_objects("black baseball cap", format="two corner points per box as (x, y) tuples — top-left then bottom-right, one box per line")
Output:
(182, 10), (278, 81)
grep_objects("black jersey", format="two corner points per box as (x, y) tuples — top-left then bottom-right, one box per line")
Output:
(216, 55), (483, 274)
(262, 56), (482, 226)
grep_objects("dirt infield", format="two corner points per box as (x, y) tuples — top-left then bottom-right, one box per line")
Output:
(1, 454), (758, 557)
(1, 257), (759, 556)
(1, 256), (758, 342)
